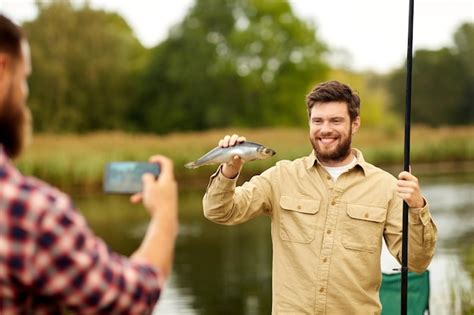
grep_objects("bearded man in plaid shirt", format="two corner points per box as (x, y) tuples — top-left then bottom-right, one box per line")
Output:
(0, 15), (179, 314)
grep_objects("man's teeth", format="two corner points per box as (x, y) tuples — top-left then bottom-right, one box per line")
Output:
(320, 138), (336, 143)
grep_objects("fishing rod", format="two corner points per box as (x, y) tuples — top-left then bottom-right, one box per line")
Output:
(401, 0), (415, 313)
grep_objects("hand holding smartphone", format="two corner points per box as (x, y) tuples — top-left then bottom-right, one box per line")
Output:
(103, 162), (161, 194)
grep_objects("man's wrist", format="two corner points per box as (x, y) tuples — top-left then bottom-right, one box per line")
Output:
(149, 214), (178, 238)
(221, 164), (239, 179)
(409, 197), (426, 209)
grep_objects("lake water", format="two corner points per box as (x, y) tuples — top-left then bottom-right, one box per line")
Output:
(74, 170), (474, 315)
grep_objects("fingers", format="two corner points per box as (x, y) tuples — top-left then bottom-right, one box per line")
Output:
(229, 134), (246, 146)
(218, 135), (230, 147)
(142, 173), (156, 185)
(397, 170), (424, 208)
(396, 185), (416, 195)
(397, 171), (419, 192)
(148, 155), (175, 180)
(130, 192), (142, 204)
(129, 155), (178, 216)
(397, 178), (418, 189)
(229, 134), (239, 146)
(227, 154), (243, 166)
(218, 134), (246, 147)
(398, 171), (418, 183)
(396, 180), (417, 197)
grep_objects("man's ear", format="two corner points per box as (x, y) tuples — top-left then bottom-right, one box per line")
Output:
(351, 116), (361, 134)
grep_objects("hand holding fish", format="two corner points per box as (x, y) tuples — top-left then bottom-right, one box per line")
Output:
(220, 134), (247, 179)
(184, 134), (276, 178)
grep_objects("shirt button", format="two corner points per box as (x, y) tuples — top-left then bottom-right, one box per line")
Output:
(331, 200), (336, 206)
(297, 205), (302, 210)
(364, 213), (369, 218)
(319, 287), (325, 293)
(326, 229), (332, 234)
(326, 175), (331, 180)
(323, 257), (328, 263)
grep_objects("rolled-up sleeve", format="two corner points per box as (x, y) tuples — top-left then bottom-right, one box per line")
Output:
(203, 165), (274, 225)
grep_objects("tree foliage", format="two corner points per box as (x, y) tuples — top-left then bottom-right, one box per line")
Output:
(23, 1), (147, 132)
(387, 22), (474, 126)
(21, 2), (471, 133)
(453, 22), (474, 124)
(132, 0), (329, 133)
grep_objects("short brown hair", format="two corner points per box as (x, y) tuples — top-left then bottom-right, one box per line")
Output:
(305, 80), (360, 121)
(0, 15), (25, 59)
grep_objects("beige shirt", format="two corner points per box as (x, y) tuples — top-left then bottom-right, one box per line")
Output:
(203, 149), (437, 315)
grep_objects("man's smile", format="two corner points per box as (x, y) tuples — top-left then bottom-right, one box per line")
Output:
(318, 135), (339, 146)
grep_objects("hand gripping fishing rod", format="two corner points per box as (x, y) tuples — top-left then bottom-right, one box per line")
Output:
(401, 0), (415, 313)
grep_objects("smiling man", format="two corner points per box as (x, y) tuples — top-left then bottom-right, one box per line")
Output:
(202, 80), (437, 314)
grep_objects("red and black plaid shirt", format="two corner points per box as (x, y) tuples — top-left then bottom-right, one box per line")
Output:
(0, 147), (161, 314)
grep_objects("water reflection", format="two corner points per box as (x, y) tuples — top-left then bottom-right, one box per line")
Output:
(72, 172), (474, 315)
(161, 191), (273, 314)
(421, 173), (474, 314)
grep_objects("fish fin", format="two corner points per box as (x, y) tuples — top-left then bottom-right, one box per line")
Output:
(184, 162), (198, 169)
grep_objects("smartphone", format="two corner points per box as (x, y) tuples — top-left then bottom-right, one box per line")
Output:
(103, 162), (161, 194)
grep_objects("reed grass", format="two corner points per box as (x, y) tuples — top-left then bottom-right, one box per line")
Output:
(449, 272), (474, 314)
(15, 125), (474, 188)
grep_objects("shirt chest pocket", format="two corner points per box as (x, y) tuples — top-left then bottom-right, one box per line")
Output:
(342, 204), (387, 252)
(279, 196), (321, 244)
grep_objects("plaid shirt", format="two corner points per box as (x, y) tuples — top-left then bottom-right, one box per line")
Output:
(0, 147), (161, 314)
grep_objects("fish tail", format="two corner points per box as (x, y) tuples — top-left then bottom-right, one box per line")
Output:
(184, 162), (198, 169)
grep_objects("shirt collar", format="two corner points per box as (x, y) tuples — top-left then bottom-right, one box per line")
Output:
(305, 148), (368, 176)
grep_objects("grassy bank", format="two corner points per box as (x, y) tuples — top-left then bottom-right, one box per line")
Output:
(15, 125), (474, 189)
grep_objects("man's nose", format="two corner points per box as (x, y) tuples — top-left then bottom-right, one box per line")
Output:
(319, 121), (332, 133)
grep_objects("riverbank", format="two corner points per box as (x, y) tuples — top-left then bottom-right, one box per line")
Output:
(16, 125), (474, 190)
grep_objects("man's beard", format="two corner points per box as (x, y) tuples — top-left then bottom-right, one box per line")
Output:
(310, 127), (352, 164)
(0, 87), (31, 159)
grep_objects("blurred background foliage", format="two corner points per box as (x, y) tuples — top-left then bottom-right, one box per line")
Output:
(387, 22), (474, 126)
(24, 1), (148, 132)
(12, 3), (474, 312)
(21, 0), (473, 134)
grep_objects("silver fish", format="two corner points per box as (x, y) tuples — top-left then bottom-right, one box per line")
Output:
(184, 141), (276, 169)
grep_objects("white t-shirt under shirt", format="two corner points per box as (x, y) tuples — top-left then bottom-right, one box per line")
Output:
(321, 156), (358, 182)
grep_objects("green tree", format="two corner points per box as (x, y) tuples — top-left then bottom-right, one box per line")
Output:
(24, 1), (147, 132)
(453, 22), (474, 124)
(133, 0), (329, 133)
(387, 22), (474, 126)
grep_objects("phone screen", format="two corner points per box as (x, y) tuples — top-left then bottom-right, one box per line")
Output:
(103, 162), (160, 194)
